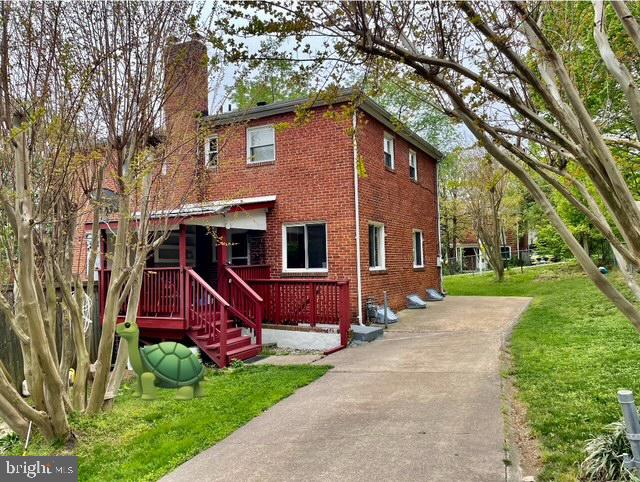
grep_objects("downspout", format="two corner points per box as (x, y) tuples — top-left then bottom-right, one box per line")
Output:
(352, 111), (364, 325)
(436, 162), (444, 292)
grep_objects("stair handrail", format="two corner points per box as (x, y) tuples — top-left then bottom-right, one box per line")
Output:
(186, 268), (230, 308)
(223, 265), (263, 346)
(186, 268), (229, 365)
(224, 265), (263, 303)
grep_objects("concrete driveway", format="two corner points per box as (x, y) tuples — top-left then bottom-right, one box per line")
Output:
(161, 295), (531, 482)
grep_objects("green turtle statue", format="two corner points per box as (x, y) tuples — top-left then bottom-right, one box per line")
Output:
(116, 320), (205, 401)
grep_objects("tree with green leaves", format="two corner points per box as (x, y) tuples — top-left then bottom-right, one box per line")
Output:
(218, 0), (640, 329)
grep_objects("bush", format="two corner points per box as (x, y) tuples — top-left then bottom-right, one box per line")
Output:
(580, 420), (640, 481)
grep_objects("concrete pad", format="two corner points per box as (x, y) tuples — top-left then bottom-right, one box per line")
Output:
(253, 354), (325, 366)
(392, 295), (531, 333)
(162, 295), (531, 482)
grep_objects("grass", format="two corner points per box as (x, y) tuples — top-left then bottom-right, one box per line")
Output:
(3, 364), (330, 482)
(444, 263), (640, 481)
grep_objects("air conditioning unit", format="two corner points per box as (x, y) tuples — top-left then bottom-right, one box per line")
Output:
(436, 256), (443, 267)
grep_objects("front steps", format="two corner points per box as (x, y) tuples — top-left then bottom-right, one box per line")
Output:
(187, 319), (261, 367)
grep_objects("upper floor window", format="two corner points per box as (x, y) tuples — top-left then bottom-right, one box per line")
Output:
(205, 136), (219, 168)
(383, 133), (395, 169)
(247, 126), (275, 163)
(409, 150), (418, 181)
(413, 229), (424, 268)
(283, 222), (327, 272)
(369, 222), (385, 270)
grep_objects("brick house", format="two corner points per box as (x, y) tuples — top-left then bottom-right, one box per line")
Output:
(83, 40), (443, 367)
(450, 229), (529, 272)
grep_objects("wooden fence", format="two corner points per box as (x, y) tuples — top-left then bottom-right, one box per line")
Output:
(0, 287), (102, 390)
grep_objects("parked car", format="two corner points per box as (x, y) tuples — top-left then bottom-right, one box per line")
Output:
(530, 253), (551, 265)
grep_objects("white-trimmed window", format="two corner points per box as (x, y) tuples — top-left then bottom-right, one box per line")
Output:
(228, 231), (250, 266)
(205, 135), (219, 168)
(153, 230), (196, 266)
(368, 222), (386, 270)
(283, 223), (328, 272)
(383, 133), (395, 169)
(409, 150), (418, 181)
(413, 230), (424, 268)
(247, 125), (275, 163)
(501, 245), (512, 260)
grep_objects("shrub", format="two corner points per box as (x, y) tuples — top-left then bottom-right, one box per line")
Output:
(580, 420), (640, 481)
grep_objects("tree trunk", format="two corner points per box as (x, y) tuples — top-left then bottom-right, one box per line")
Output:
(86, 196), (130, 415)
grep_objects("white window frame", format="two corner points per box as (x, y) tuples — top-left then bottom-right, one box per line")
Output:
(413, 229), (424, 268)
(246, 125), (276, 164)
(501, 245), (512, 260)
(368, 222), (386, 271)
(282, 222), (329, 273)
(409, 149), (418, 181)
(383, 133), (395, 170)
(204, 135), (219, 169)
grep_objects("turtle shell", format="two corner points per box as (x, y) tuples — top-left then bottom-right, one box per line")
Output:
(140, 342), (205, 388)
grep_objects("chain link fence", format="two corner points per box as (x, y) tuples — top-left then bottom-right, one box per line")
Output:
(441, 248), (549, 276)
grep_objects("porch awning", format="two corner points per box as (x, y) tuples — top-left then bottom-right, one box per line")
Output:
(87, 195), (275, 232)
(147, 195), (275, 231)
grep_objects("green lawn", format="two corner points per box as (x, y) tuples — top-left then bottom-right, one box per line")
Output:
(3, 365), (330, 482)
(445, 264), (640, 481)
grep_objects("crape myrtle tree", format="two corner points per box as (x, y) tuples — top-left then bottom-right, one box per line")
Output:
(218, 1), (640, 328)
(0, 1), (219, 441)
(457, 148), (523, 281)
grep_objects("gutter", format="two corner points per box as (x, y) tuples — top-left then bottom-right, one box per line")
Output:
(352, 111), (364, 325)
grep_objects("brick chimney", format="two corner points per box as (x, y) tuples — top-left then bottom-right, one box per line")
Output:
(164, 36), (208, 131)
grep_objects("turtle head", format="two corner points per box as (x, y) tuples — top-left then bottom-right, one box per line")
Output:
(115, 320), (139, 340)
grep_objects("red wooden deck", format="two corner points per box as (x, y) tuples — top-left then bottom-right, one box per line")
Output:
(98, 228), (351, 367)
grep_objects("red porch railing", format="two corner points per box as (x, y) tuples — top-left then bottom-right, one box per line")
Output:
(221, 266), (263, 346)
(231, 264), (271, 282)
(185, 268), (230, 366)
(102, 268), (183, 318)
(248, 278), (350, 346)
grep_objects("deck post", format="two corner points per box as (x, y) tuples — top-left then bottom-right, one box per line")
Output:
(179, 224), (187, 323)
(217, 227), (229, 298)
(99, 228), (107, 322)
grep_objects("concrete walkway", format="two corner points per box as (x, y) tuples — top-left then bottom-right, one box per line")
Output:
(162, 296), (531, 482)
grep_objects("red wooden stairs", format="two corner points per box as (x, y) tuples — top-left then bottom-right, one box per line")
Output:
(184, 268), (263, 367)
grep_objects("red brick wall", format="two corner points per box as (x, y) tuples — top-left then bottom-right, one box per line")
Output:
(356, 112), (441, 313)
(200, 108), (359, 310)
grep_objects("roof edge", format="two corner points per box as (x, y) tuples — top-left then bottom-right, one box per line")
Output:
(205, 88), (443, 161)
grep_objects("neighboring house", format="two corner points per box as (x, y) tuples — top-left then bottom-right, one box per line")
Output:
(449, 229), (529, 272)
(78, 39), (443, 367)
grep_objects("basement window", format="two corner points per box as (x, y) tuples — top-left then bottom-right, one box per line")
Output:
(247, 125), (275, 163)
(413, 230), (424, 268)
(369, 222), (385, 270)
(283, 223), (328, 272)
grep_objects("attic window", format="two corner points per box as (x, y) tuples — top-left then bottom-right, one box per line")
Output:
(205, 136), (218, 168)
